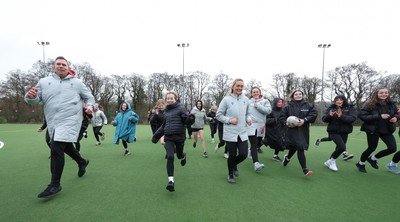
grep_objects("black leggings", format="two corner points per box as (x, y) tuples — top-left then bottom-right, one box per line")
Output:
(249, 134), (262, 163)
(360, 133), (397, 162)
(165, 140), (185, 177)
(287, 149), (307, 169)
(226, 137), (248, 175)
(392, 151), (400, 163)
(328, 133), (348, 159)
(210, 123), (217, 139)
(93, 126), (103, 142)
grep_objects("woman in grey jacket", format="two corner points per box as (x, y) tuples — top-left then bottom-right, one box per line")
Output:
(216, 79), (252, 184)
(191, 100), (212, 158)
(247, 87), (272, 172)
(92, 103), (108, 145)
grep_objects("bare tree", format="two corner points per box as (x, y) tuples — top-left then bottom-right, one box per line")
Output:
(208, 73), (232, 105)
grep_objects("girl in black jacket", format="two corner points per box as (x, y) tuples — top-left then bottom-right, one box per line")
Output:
(319, 95), (357, 172)
(280, 90), (317, 176)
(264, 98), (286, 161)
(356, 88), (399, 173)
(152, 91), (194, 192)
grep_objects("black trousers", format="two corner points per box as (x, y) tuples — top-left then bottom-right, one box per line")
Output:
(50, 140), (85, 186)
(226, 137), (248, 175)
(92, 126), (103, 142)
(165, 139), (185, 177)
(287, 149), (307, 169)
(210, 123), (217, 139)
(328, 133), (348, 159)
(360, 133), (397, 162)
(249, 134), (262, 163)
(392, 151), (400, 163)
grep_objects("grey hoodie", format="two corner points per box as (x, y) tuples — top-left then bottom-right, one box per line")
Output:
(247, 97), (272, 137)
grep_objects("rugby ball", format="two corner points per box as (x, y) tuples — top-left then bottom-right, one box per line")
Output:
(286, 116), (300, 127)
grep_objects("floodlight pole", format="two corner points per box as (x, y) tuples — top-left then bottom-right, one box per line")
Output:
(177, 43), (189, 106)
(318, 43), (331, 122)
(37, 41), (50, 63)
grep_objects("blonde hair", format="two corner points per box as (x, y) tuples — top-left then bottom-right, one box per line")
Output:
(154, 99), (166, 109)
(210, 105), (218, 112)
(230, 78), (244, 93)
(165, 91), (179, 101)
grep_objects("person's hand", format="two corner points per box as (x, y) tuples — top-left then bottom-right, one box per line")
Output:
(111, 121), (114, 125)
(129, 117), (132, 120)
(329, 110), (335, 116)
(246, 119), (252, 126)
(230, 117), (238, 125)
(254, 102), (258, 108)
(298, 119), (305, 127)
(37, 128), (43, 132)
(381, 114), (390, 119)
(85, 106), (93, 115)
(389, 117), (397, 123)
(26, 87), (38, 99)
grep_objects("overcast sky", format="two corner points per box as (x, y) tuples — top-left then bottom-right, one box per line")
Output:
(1, 0), (399, 86)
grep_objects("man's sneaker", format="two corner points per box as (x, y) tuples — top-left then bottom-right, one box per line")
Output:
(367, 157), (379, 169)
(386, 163), (400, 174)
(101, 132), (105, 141)
(124, 150), (131, 156)
(96, 142), (101, 146)
(223, 153), (229, 159)
(315, 139), (321, 147)
(203, 152), (208, 158)
(324, 159), (338, 172)
(247, 149), (252, 159)
(257, 148), (263, 153)
(254, 162), (265, 171)
(37, 184), (62, 198)
(180, 153), (187, 166)
(343, 153), (354, 161)
(233, 166), (239, 177)
(78, 159), (89, 177)
(166, 181), (175, 192)
(227, 175), (236, 184)
(356, 162), (367, 173)
(193, 142), (196, 148)
(282, 154), (290, 167)
(303, 169), (313, 176)
(211, 138), (215, 144)
(214, 144), (220, 152)
(272, 155), (282, 161)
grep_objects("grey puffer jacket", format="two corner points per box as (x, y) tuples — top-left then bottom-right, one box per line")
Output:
(247, 97), (272, 137)
(191, 107), (212, 129)
(216, 94), (251, 142)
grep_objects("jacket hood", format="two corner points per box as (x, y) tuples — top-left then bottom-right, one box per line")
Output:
(272, 98), (284, 111)
(119, 102), (132, 112)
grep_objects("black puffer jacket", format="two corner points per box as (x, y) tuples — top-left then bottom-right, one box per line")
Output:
(152, 102), (194, 143)
(280, 99), (317, 150)
(150, 110), (164, 130)
(359, 101), (399, 134)
(322, 103), (357, 134)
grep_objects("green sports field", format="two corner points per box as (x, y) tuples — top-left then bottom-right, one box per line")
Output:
(0, 124), (399, 222)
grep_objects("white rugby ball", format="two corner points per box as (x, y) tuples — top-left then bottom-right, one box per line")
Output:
(0, 141), (4, 150)
(286, 116), (300, 127)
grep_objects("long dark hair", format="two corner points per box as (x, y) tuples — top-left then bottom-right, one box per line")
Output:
(365, 87), (392, 108)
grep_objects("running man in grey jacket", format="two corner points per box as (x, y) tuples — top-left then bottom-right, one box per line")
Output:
(25, 56), (95, 198)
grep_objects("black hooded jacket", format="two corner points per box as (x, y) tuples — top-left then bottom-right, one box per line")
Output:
(359, 100), (399, 134)
(265, 98), (286, 150)
(322, 95), (357, 134)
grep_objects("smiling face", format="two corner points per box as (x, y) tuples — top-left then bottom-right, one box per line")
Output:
(334, 98), (344, 107)
(251, 88), (260, 99)
(53, 58), (69, 79)
(276, 99), (284, 108)
(121, 103), (128, 111)
(377, 88), (389, 100)
(232, 80), (244, 95)
(292, 91), (303, 101)
(196, 101), (202, 109)
(166, 93), (176, 105)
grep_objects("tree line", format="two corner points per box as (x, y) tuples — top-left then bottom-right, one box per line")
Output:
(1, 59), (399, 124)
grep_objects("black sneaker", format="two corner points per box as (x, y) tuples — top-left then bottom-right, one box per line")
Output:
(257, 148), (263, 153)
(227, 175), (236, 184)
(233, 166), (239, 177)
(203, 152), (208, 158)
(37, 184), (62, 198)
(193, 142), (196, 148)
(180, 153), (187, 166)
(315, 139), (321, 148)
(282, 154), (290, 167)
(273, 155), (282, 161)
(343, 153), (354, 161)
(78, 159), (89, 177)
(356, 163), (367, 173)
(367, 157), (379, 169)
(166, 181), (175, 192)
(124, 150), (131, 156)
(303, 168), (313, 176)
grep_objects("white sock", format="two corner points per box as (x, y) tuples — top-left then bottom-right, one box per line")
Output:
(168, 176), (174, 182)
(343, 151), (348, 155)
(371, 156), (378, 161)
(273, 155), (278, 157)
(359, 161), (365, 165)
(390, 161), (397, 166)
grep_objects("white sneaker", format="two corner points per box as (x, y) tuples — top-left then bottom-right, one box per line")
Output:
(254, 162), (265, 171)
(324, 159), (338, 171)
(96, 142), (101, 146)
(211, 138), (215, 144)
(214, 144), (220, 152)
(247, 149), (252, 159)
(223, 153), (229, 159)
